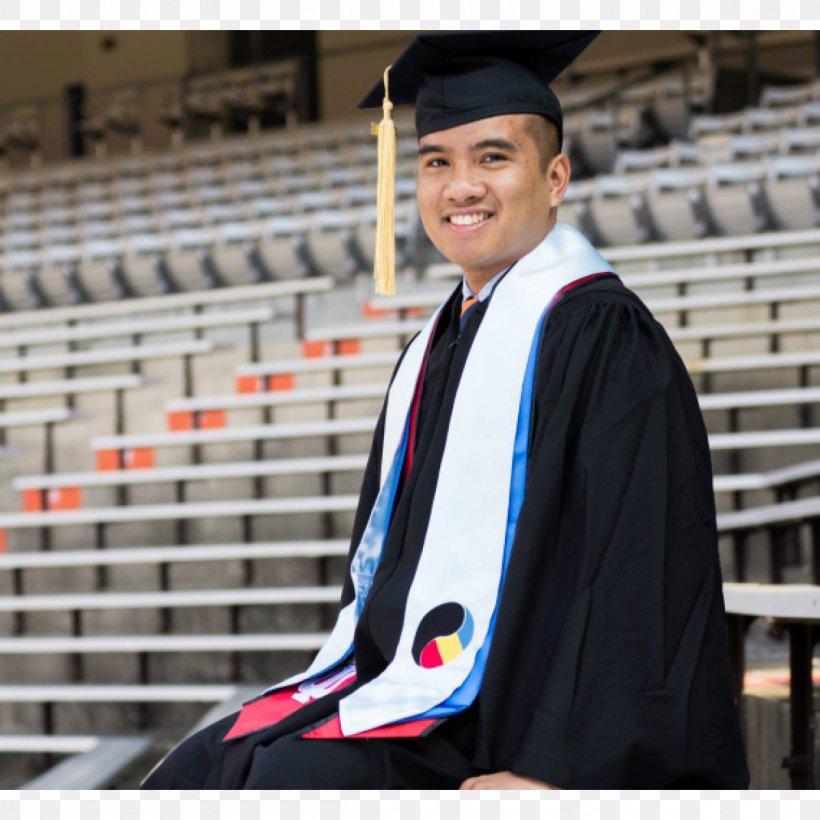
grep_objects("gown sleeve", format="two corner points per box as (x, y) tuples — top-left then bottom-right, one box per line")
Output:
(481, 286), (749, 788)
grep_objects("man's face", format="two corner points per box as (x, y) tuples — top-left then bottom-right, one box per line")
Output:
(416, 113), (562, 285)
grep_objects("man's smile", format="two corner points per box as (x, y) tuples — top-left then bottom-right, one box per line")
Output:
(444, 210), (495, 233)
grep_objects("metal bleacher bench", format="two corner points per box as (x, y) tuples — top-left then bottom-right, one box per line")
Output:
(723, 582), (820, 789)
(0, 539), (348, 572)
(305, 319), (426, 345)
(234, 350), (399, 381)
(368, 283), (820, 317)
(165, 382), (386, 417)
(14, 734), (151, 789)
(8, 384), (820, 501)
(0, 408), (75, 429)
(0, 494), (359, 531)
(717, 493), (820, 585)
(428, 250), (820, 292)
(0, 584), (343, 617)
(0, 338), (214, 375)
(0, 683), (240, 739)
(311, 312), (820, 362)
(0, 374), (146, 401)
(714, 457), (820, 496)
(240, 344), (820, 387)
(0, 306), (275, 352)
(603, 226), (820, 266)
(0, 538), (350, 625)
(90, 415), (378, 456)
(0, 278), (332, 341)
(170, 381), (820, 426)
(14, 453), (368, 496)
(0, 633), (328, 657)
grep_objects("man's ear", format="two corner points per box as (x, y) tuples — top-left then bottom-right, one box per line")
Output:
(547, 153), (571, 208)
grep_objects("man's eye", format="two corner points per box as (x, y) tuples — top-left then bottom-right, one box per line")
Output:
(424, 157), (447, 168)
(482, 153), (507, 163)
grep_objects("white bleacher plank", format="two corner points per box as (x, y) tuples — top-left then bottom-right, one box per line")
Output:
(0, 540), (349, 570)
(0, 408), (74, 428)
(668, 316), (820, 344)
(714, 459), (820, 493)
(626, 256), (820, 289)
(310, 314), (820, 349)
(170, 384), (820, 418)
(0, 584), (343, 613)
(91, 416), (378, 451)
(0, 494), (358, 529)
(722, 582), (820, 621)
(370, 284), (820, 314)
(606, 227), (820, 264)
(0, 278), (332, 331)
(0, 735), (100, 754)
(0, 684), (238, 703)
(305, 319), (426, 343)
(428, 253), (820, 287)
(647, 286), (820, 314)
(0, 633), (328, 653)
(236, 351), (399, 378)
(22, 736), (152, 789)
(698, 386), (820, 411)
(367, 291), (445, 311)
(709, 429), (820, 451)
(0, 307), (275, 351)
(689, 349), (820, 375)
(14, 454), (368, 491)
(166, 383), (386, 413)
(0, 375), (145, 400)
(0, 339), (213, 374)
(713, 474), (767, 493)
(717, 496), (820, 531)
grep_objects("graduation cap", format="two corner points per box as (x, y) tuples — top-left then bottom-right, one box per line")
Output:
(358, 31), (599, 296)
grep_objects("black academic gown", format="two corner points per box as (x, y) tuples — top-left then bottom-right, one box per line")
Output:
(342, 273), (749, 788)
(143, 274), (749, 789)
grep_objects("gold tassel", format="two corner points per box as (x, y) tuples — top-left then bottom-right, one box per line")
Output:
(371, 65), (396, 296)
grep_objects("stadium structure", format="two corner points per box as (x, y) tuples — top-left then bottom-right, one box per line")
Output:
(0, 30), (819, 788)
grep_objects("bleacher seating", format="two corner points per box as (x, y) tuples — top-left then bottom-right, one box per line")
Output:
(3, 53), (820, 788)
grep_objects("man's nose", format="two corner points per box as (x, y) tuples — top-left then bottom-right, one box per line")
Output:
(444, 168), (486, 201)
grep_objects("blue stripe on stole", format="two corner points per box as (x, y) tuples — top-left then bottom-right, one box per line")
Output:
(299, 421), (411, 684)
(352, 422), (410, 618)
(418, 308), (547, 720)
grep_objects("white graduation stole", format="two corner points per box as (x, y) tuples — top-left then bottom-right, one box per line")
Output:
(261, 223), (615, 736)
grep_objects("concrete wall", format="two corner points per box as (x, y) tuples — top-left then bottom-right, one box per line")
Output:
(0, 32), (188, 104)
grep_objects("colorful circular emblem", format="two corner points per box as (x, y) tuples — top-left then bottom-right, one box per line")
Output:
(411, 602), (475, 669)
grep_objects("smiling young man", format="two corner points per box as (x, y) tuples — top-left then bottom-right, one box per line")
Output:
(142, 32), (749, 790)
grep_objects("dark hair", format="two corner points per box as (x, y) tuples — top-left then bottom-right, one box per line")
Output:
(523, 114), (560, 174)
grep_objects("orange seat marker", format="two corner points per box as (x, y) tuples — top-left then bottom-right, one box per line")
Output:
(168, 411), (194, 431)
(236, 375), (264, 394)
(96, 449), (121, 472)
(363, 302), (397, 319)
(338, 339), (362, 356)
(269, 373), (295, 391)
(22, 489), (44, 513)
(124, 447), (155, 470)
(200, 409), (227, 429)
(48, 487), (82, 511)
(302, 340), (331, 358)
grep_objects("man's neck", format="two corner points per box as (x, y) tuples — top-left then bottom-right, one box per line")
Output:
(463, 216), (557, 294)
(463, 269), (505, 296)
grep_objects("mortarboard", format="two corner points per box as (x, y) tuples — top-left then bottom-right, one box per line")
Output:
(358, 31), (600, 296)
(359, 31), (599, 147)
